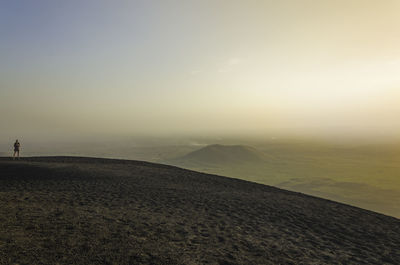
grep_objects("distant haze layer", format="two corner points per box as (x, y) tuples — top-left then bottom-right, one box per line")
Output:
(1, 1), (400, 142)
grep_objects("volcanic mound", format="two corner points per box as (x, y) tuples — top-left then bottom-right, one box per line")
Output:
(0, 157), (398, 264)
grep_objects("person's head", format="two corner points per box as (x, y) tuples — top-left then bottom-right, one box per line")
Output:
(15, 139), (19, 143)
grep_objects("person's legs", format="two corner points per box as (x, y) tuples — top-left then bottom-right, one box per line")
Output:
(13, 151), (16, 160)
(16, 150), (19, 159)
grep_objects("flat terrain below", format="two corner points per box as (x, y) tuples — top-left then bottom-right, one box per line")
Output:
(0, 157), (399, 265)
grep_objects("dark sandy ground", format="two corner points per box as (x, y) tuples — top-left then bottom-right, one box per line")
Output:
(0, 157), (399, 265)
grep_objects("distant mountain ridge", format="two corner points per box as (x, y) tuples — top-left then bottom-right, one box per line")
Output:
(169, 144), (267, 166)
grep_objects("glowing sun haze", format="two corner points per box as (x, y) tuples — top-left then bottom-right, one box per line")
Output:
(1, 0), (400, 142)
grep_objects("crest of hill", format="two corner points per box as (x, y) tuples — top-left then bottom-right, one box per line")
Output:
(0, 156), (399, 264)
(172, 144), (267, 166)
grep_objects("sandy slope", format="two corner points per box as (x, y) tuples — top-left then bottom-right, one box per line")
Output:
(0, 157), (399, 265)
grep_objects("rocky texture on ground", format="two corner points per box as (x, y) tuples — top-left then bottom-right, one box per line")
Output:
(0, 157), (399, 264)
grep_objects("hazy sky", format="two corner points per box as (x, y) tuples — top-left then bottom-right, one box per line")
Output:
(1, 0), (400, 142)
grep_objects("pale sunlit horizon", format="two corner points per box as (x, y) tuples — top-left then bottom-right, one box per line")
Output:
(1, 0), (400, 143)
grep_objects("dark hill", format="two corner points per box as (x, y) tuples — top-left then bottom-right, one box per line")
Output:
(0, 157), (399, 265)
(169, 144), (267, 167)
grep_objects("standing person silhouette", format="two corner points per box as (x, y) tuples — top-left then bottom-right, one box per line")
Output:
(13, 140), (20, 160)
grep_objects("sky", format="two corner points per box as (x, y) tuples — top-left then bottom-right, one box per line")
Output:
(1, 0), (400, 143)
